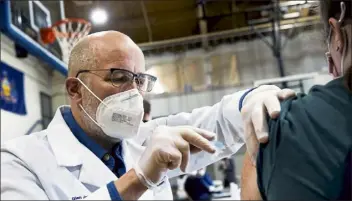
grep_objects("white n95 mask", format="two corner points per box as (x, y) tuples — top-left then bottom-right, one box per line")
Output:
(77, 78), (144, 139)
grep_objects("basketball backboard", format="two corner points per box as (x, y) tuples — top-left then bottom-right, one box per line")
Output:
(8, 0), (65, 64)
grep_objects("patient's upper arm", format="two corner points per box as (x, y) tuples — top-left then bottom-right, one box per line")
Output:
(249, 93), (351, 200)
(240, 151), (262, 200)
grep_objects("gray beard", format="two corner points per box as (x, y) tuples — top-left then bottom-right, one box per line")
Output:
(81, 90), (121, 150)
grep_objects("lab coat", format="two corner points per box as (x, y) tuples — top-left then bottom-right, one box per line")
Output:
(1, 90), (246, 200)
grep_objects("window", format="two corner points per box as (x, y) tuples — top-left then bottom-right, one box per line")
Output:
(40, 92), (53, 129)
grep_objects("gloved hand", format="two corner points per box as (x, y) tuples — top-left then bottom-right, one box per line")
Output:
(134, 125), (216, 189)
(241, 85), (296, 165)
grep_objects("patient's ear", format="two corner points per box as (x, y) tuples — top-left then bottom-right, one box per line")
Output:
(240, 151), (263, 200)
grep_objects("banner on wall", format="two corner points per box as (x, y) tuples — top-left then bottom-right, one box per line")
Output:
(0, 62), (27, 115)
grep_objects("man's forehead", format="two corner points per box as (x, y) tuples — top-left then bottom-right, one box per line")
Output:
(94, 49), (143, 70)
(85, 35), (145, 73)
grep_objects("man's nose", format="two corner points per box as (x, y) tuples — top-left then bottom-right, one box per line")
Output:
(130, 79), (145, 96)
(128, 78), (138, 90)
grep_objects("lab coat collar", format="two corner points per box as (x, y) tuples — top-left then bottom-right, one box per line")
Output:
(47, 106), (117, 188)
(60, 107), (108, 161)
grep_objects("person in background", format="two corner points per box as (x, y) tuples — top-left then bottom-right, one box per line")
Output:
(184, 168), (213, 201)
(143, 99), (151, 123)
(219, 157), (237, 188)
(240, 0), (352, 200)
(175, 175), (189, 201)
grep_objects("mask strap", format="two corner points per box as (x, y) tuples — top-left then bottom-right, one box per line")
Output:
(79, 104), (104, 128)
(76, 78), (108, 107)
(76, 78), (106, 129)
(338, 2), (346, 23)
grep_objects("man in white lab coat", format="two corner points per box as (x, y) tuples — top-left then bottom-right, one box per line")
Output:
(1, 31), (295, 200)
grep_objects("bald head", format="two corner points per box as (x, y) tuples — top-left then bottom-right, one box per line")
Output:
(68, 31), (144, 77)
(65, 31), (146, 149)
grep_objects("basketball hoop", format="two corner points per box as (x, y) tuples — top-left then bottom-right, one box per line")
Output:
(40, 18), (92, 64)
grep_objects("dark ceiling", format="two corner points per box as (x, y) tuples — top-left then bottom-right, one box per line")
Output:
(64, 0), (282, 44)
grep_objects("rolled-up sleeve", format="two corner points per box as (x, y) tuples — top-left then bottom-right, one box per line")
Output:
(256, 92), (351, 200)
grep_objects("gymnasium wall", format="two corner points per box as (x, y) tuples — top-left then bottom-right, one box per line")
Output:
(1, 34), (52, 142)
(145, 29), (328, 118)
(51, 71), (69, 114)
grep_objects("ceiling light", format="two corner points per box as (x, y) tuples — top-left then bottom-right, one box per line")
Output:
(90, 8), (107, 25)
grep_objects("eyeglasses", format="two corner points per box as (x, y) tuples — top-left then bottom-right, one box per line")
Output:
(76, 68), (157, 92)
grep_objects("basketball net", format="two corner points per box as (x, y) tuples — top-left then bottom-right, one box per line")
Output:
(40, 18), (92, 65)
